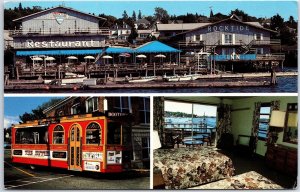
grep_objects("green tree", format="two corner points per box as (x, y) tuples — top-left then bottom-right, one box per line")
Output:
(19, 98), (64, 123)
(270, 14), (284, 31)
(128, 27), (138, 44)
(122, 10), (128, 20)
(18, 2), (23, 10)
(138, 10), (142, 19)
(154, 7), (169, 23)
(132, 11), (136, 21)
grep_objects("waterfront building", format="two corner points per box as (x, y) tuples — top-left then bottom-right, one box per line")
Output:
(43, 96), (150, 169)
(9, 6), (109, 78)
(168, 15), (285, 72)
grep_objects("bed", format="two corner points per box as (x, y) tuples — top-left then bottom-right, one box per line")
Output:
(153, 146), (235, 189)
(190, 171), (283, 189)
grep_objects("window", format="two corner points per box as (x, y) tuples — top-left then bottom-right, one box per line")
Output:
(114, 97), (131, 113)
(53, 125), (64, 144)
(258, 103), (271, 140)
(255, 33), (263, 41)
(15, 126), (48, 144)
(86, 122), (101, 144)
(139, 97), (150, 124)
(107, 122), (121, 144)
(225, 34), (233, 44)
(256, 48), (263, 54)
(86, 97), (99, 113)
(142, 137), (150, 159)
(196, 34), (202, 41)
(71, 103), (80, 115)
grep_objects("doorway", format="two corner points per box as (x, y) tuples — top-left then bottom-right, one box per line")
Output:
(69, 124), (82, 171)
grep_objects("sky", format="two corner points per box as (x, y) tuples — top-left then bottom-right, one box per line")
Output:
(165, 101), (217, 116)
(4, 97), (64, 128)
(4, 0), (298, 21)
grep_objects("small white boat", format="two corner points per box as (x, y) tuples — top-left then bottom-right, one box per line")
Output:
(61, 72), (87, 84)
(162, 75), (180, 82)
(163, 74), (201, 82)
(127, 76), (157, 83)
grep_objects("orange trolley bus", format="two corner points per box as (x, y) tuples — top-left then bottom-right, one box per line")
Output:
(11, 112), (132, 173)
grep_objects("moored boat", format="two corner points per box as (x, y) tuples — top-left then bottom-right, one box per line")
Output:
(127, 76), (157, 83)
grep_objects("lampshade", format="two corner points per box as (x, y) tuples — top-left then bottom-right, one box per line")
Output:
(153, 130), (161, 150)
(287, 112), (298, 127)
(269, 110), (286, 128)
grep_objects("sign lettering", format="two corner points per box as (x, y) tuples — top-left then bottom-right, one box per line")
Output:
(208, 25), (249, 32)
(26, 39), (96, 48)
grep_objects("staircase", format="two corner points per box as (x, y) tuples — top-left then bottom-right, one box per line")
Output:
(205, 40), (220, 54)
(236, 40), (256, 54)
(94, 49), (107, 64)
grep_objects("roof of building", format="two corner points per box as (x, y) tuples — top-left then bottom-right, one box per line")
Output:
(168, 20), (183, 24)
(157, 23), (210, 31)
(176, 17), (276, 36)
(135, 41), (181, 53)
(137, 30), (152, 34)
(13, 6), (107, 22)
(16, 49), (103, 56)
(135, 18), (151, 25)
(43, 97), (74, 115)
(110, 23), (132, 30)
(105, 47), (133, 54)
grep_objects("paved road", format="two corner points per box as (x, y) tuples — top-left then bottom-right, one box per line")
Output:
(4, 150), (150, 190)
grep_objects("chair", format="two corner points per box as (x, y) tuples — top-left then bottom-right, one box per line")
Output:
(236, 135), (256, 157)
(217, 133), (234, 150)
(163, 132), (175, 149)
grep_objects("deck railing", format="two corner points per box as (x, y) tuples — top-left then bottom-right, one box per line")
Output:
(209, 53), (285, 61)
(9, 28), (110, 36)
(164, 122), (216, 134)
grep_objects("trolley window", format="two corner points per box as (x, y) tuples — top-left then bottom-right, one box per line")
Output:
(15, 126), (48, 144)
(86, 122), (101, 144)
(53, 125), (64, 144)
(107, 122), (121, 144)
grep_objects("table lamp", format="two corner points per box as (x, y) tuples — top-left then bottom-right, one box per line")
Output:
(269, 110), (286, 145)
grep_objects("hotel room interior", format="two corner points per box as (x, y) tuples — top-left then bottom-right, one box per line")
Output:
(153, 96), (297, 189)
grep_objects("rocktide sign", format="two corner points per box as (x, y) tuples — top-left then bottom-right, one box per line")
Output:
(26, 39), (97, 48)
(208, 25), (249, 32)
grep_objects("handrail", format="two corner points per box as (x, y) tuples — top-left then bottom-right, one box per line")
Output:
(9, 28), (110, 36)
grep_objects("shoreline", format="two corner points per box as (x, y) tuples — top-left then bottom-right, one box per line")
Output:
(5, 72), (297, 92)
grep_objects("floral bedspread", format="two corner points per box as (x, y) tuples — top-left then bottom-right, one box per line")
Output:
(153, 147), (235, 189)
(190, 171), (283, 189)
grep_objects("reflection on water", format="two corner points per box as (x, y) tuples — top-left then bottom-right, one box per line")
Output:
(7, 76), (297, 93)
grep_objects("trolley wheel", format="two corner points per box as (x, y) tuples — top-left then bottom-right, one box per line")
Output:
(29, 165), (36, 170)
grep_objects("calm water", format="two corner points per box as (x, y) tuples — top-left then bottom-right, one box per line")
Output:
(85, 76), (297, 93)
(165, 117), (216, 131)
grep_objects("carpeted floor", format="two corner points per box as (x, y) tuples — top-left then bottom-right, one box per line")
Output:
(221, 150), (296, 189)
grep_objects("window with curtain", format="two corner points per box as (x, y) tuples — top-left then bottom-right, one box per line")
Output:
(225, 34), (233, 44)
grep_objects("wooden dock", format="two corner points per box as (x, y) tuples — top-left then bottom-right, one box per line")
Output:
(4, 79), (271, 92)
(4, 71), (296, 92)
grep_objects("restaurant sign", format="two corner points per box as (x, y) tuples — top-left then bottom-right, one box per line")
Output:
(208, 25), (249, 32)
(26, 39), (97, 48)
